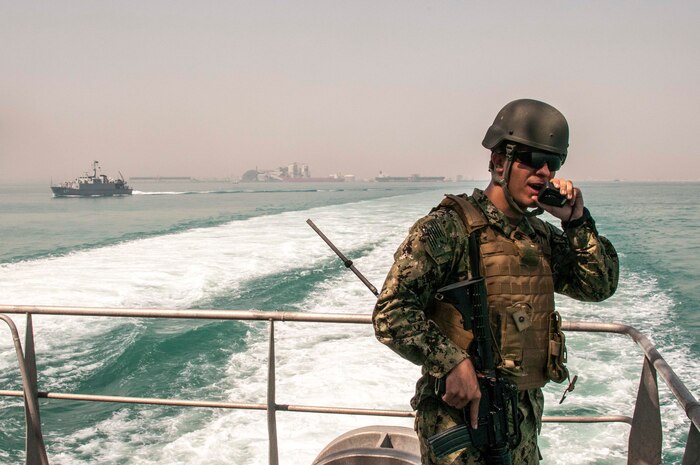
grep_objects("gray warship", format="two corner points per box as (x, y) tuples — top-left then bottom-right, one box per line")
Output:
(50, 161), (132, 197)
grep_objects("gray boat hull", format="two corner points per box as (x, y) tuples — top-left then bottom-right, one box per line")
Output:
(50, 185), (133, 197)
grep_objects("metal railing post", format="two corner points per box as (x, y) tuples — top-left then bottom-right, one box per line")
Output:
(24, 314), (46, 465)
(267, 320), (279, 465)
(0, 314), (49, 465)
(682, 420), (699, 465)
(628, 356), (662, 465)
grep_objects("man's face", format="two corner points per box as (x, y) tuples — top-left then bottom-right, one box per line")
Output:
(509, 156), (555, 208)
(493, 149), (561, 208)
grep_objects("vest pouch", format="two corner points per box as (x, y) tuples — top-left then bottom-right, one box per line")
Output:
(496, 303), (533, 378)
(546, 311), (569, 383)
(426, 300), (474, 351)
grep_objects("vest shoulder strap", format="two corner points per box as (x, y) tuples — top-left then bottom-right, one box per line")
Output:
(438, 194), (488, 234)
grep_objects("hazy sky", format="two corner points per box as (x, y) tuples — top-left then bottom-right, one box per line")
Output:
(2, 1), (699, 182)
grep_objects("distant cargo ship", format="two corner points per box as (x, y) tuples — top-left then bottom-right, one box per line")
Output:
(283, 177), (345, 182)
(51, 161), (133, 197)
(375, 173), (445, 182)
(129, 176), (193, 182)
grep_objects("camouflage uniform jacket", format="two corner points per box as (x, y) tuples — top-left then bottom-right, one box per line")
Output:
(372, 189), (619, 409)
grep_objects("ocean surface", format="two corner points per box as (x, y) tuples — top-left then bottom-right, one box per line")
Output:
(0, 180), (698, 464)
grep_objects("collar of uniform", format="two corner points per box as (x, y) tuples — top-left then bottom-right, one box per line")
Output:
(470, 188), (538, 238)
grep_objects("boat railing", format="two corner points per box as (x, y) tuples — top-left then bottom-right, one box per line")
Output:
(0, 305), (698, 465)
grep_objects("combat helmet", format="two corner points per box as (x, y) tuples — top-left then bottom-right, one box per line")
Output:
(482, 99), (569, 157)
(483, 99), (569, 216)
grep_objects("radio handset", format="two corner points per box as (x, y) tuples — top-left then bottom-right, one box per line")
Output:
(537, 182), (568, 207)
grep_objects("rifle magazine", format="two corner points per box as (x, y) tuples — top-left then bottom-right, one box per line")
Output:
(427, 424), (471, 459)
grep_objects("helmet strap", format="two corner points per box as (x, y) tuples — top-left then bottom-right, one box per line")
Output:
(494, 144), (543, 218)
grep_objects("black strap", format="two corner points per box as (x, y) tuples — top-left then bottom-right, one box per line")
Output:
(468, 232), (482, 281)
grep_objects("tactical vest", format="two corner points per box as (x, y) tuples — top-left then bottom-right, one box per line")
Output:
(427, 194), (568, 390)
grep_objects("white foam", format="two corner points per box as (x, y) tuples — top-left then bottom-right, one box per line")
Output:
(132, 190), (188, 195)
(1, 188), (696, 464)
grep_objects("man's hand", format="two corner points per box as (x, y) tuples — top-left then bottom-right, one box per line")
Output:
(539, 178), (584, 222)
(442, 358), (481, 429)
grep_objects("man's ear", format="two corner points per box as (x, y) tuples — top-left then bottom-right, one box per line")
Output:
(491, 152), (506, 177)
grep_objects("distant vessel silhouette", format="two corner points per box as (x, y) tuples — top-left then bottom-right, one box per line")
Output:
(51, 161), (132, 197)
(375, 172), (445, 182)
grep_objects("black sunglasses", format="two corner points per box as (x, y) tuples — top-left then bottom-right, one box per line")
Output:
(513, 151), (565, 172)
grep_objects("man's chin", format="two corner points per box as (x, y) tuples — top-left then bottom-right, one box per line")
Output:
(517, 196), (540, 209)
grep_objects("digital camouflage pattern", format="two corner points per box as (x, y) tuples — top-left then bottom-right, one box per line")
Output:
(372, 189), (619, 464)
(416, 389), (543, 465)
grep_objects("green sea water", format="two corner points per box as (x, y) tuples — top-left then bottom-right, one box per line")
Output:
(0, 180), (697, 464)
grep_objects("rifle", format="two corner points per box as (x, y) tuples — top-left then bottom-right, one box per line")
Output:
(428, 234), (520, 464)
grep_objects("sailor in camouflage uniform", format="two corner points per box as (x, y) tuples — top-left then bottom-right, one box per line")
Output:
(373, 99), (619, 464)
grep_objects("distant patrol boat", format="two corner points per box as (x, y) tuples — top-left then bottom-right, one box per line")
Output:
(50, 161), (133, 197)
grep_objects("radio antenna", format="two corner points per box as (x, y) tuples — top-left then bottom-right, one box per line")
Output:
(306, 219), (379, 297)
